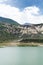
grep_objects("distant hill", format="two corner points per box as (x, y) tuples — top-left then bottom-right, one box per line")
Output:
(21, 23), (33, 27)
(23, 23), (32, 25)
(0, 17), (19, 26)
(22, 23), (43, 27)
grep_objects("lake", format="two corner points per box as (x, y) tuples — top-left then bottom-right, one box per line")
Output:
(0, 47), (43, 65)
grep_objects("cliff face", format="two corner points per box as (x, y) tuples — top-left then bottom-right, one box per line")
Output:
(20, 23), (43, 35)
(0, 17), (43, 43)
(0, 22), (43, 35)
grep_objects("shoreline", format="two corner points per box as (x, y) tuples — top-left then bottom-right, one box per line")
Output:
(0, 41), (43, 47)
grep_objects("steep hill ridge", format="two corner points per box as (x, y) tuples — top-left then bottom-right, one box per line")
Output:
(0, 17), (19, 26)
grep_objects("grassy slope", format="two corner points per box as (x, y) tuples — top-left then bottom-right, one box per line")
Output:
(0, 17), (19, 25)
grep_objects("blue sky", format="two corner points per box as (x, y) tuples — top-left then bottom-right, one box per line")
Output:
(3, 0), (43, 10)
(0, 0), (43, 24)
(1, 0), (42, 10)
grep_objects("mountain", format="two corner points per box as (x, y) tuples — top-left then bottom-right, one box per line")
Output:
(23, 23), (32, 26)
(23, 23), (43, 27)
(0, 17), (43, 43)
(0, 17), (19, 26)
(0, 17), (21, 43)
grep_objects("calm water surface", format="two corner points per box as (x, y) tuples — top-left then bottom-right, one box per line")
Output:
(0, 47), (43, 65)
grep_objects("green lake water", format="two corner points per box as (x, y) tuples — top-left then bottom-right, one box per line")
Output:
(0, 47), (43, 65)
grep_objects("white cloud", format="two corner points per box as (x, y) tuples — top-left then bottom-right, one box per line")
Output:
(0, 0), (7, 2)
(0, 4), (43, 24)
(0, 4), (22, 23)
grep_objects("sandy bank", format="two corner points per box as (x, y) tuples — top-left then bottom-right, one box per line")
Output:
(0, 41), (43, 47)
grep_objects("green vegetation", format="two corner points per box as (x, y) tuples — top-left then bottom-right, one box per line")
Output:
(20, 34), (43, 43)
(0, 31), (20, 43)
(0, 17), (19, 25)
(0, 17), (20, 43)
(20, 38), (43, 43)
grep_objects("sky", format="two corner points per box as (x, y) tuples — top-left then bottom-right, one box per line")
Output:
(0, 0), (43, 24)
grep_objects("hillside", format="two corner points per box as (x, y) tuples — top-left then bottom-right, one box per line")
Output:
(0, 17), (21, 43)
(0, 17), (43, 43)
(0, 17), (19, 26)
